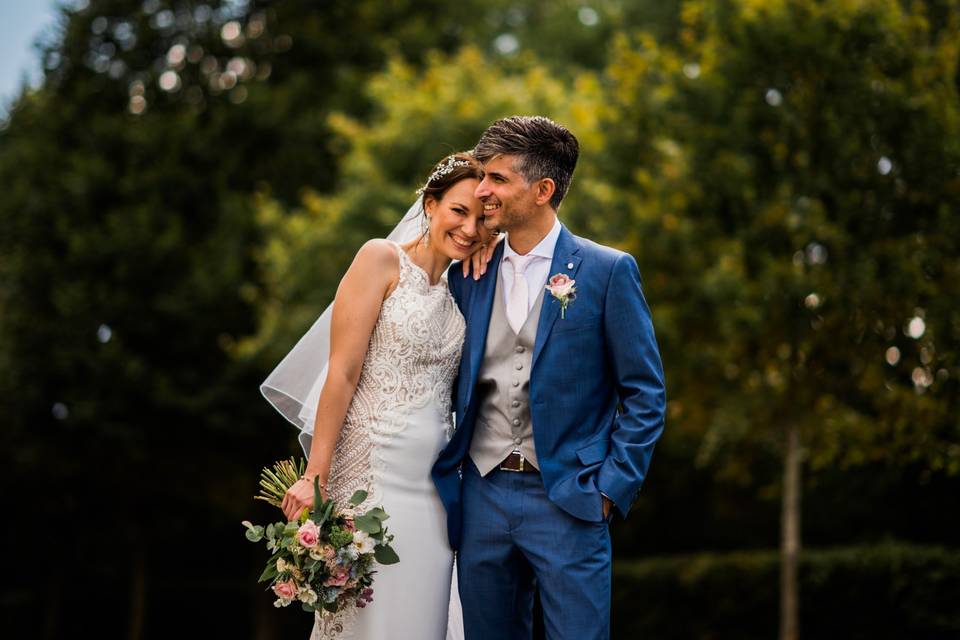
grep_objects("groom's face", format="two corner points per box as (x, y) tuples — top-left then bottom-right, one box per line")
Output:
(475, 154), (538, 232)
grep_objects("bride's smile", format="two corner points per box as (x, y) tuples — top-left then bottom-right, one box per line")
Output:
(424, 177), (484, 262)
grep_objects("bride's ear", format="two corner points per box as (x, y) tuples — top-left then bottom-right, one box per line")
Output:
(423, 196), (437, 219)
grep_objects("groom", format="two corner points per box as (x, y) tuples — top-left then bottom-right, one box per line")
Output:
(432, 116), (666, 639)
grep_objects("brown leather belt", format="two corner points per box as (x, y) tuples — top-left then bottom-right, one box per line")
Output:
(498, 450), (539, 473)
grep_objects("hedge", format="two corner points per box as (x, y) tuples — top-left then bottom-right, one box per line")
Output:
(611, 543), (960, 639)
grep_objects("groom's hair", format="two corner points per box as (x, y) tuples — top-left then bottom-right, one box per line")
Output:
(474, 116), (579, 210)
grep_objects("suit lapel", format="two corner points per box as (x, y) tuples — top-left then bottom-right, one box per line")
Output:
(532, 226), (582, 369)
(464, 242), (504, 407)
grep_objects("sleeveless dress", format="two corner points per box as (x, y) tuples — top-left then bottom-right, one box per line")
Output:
(310, 242), (466, 640)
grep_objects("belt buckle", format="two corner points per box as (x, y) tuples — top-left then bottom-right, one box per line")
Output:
(500, 450), (525, 472)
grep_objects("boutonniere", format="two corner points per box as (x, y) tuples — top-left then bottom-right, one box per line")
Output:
(545, 273), (577, 319)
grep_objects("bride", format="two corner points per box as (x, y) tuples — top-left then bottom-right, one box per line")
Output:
(260, 152), (495, 639)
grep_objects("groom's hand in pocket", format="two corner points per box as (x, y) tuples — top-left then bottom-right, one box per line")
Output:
(601, 494), (613, 521)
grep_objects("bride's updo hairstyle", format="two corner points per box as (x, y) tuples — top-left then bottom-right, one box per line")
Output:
(417, 151), (483, 214)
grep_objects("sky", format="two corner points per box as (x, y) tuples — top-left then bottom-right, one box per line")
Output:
(0, 0), (64, 115)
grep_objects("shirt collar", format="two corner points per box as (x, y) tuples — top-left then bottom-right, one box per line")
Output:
(503, 217), (562, 262)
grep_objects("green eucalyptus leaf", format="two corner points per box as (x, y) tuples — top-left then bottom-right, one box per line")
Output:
(258, 563), (279, 582)
(374, 544), (400, 565)
(349, 490), (368, 506)
(354, 514), (381, 534)
(365, 507), (388, 521)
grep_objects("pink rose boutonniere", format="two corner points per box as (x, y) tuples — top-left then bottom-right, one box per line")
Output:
(545, 273), (577, 319)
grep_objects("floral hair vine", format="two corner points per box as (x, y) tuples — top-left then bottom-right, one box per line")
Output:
(415, 155), (471, 196)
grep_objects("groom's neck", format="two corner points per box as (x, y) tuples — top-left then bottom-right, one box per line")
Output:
(506, 208), (557, 255)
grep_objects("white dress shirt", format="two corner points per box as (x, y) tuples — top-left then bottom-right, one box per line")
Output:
(501, 217), (562, 312)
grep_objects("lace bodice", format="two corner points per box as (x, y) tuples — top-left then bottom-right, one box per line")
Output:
(325, 242), (465, 512)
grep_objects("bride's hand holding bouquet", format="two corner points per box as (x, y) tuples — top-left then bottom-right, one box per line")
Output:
(242, 457), (399, 614)
(281, 466), (326, 522)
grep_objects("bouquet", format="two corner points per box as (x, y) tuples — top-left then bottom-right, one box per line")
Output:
(242, 457), (399, 614)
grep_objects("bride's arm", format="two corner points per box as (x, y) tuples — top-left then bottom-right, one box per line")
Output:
(280, 239), (399, 521)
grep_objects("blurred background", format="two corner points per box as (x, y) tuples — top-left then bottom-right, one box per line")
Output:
(2, 1), (958, 638)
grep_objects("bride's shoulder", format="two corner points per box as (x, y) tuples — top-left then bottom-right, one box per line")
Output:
(346, 239), (401, 294)
(354, 238), (401, 267)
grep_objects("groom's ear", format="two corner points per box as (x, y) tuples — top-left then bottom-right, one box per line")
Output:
(534, 178), (556, 207)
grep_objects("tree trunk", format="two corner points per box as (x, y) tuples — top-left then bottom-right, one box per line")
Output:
(779, 422), (801, 640)
(128, 546), (146, 640)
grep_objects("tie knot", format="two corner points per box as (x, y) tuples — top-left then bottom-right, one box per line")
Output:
(507, 254), (535, 276)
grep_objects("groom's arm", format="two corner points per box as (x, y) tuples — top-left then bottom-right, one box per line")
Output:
(596, 252), (666, 519)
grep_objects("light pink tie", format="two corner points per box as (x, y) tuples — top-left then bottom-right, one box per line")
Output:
(506, 254), (535, 334)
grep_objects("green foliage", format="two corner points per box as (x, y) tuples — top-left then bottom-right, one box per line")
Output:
(612, 543), (960, 638)
(600, 0), (960, 483)
(327, 525), (354, 549)
(235, 46), (606, 364)
(242, 519), (265, 542)
(374, 543), (401, 565)
(354, 513), (382, 535)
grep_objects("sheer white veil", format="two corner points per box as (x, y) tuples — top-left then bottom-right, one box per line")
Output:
(259, 195), (427, 456)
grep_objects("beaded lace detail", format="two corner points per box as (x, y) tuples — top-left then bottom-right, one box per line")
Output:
(312, 242), (464, 639)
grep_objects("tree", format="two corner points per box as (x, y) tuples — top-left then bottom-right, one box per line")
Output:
(601, 1), (960, 637)
(235, 46), (607, 365)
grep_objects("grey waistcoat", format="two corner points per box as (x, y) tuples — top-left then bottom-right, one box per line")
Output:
(469, 267), (546, 475)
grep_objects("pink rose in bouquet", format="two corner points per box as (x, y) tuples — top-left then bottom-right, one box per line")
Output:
(272, 580), (297, 601)
(297, 520), (320, 548)
(324, 568), (350, 587)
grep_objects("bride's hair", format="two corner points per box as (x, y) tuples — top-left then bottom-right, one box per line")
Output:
(418, 151), (483, 209)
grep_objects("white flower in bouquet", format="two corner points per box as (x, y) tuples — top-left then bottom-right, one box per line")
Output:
(298, 587), (319, 605)
(352, 530), (376, 554)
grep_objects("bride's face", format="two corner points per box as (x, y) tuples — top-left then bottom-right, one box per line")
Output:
(425, 178), (487, 261)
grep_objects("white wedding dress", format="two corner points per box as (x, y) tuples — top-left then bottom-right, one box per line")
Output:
(310, 241), (465, 640)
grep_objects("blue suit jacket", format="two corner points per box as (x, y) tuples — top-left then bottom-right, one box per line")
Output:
(431, 224), (666, 550)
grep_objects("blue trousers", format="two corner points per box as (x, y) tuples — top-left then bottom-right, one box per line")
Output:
(458, 458), (611, 640)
